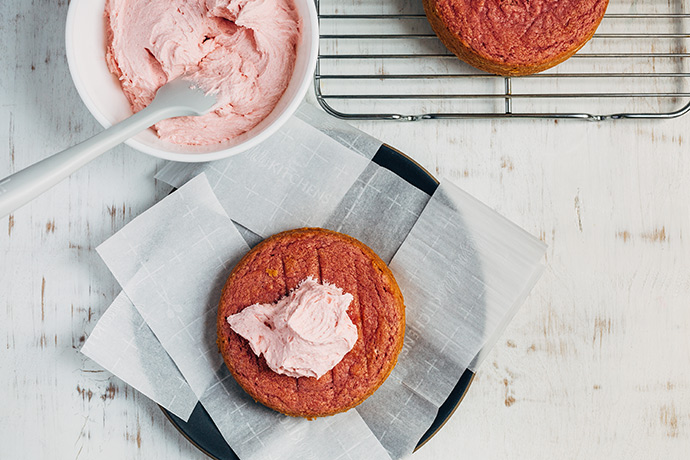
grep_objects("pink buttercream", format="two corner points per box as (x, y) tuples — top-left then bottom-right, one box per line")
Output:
(104, 0), (301, 145)
(226, 277), (358, 379)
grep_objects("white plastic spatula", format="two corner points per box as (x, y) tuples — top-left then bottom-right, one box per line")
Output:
(0, 78), (217, 218)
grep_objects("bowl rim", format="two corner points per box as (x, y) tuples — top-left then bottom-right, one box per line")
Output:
(64, 0), (319, 163)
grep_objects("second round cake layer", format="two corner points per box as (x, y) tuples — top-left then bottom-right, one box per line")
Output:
(424, 0), (609, 75)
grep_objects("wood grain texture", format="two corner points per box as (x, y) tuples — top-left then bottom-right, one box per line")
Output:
(1, 1), (689, 459)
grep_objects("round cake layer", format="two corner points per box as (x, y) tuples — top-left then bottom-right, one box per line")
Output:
(424, 0), (609, 75)
(217, 228), (405, 418)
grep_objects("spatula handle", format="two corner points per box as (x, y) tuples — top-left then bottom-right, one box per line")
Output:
(0, 104), (176, 219)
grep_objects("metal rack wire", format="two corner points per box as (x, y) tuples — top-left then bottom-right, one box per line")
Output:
(314, 0), (690, 120)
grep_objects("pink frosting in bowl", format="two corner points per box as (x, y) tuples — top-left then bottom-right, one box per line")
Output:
(226, 277), (358, 379)
(65, 0), (318, 162)
(105, 0), (301, 145)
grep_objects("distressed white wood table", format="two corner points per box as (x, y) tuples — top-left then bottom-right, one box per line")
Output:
(1, 2), (689, 459)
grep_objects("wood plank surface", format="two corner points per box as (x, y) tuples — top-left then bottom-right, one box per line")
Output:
(1, 1), (688, 459)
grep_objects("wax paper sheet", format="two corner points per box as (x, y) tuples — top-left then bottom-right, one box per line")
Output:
(85, 105), (546, 460)
(96, 174), (250, 398)
(81, 292), (197, 420)
(294, 103), (381, 160)
(233, 221), (264, 249)
(155, 115), (371, 238)
(200, 365), (391, 460)
(356, 182), (547, 457)
(323, 162), (430, 263)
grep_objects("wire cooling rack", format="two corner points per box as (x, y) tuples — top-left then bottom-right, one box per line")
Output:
(314, 0), (690, 120)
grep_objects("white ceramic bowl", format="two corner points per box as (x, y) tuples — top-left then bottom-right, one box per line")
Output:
(65, 0), (318, 162)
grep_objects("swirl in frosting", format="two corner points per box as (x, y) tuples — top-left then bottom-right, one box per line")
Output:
(226, 277), (358, 379)
(105, 0), (302, 145)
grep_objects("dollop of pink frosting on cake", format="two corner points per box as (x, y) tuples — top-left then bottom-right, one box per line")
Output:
(105, 0), (301, 145)
(227, 277), (358, 379)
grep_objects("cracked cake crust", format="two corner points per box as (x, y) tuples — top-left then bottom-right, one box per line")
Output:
(423, 0), (609, 76)
(217, 228), (406, 418)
